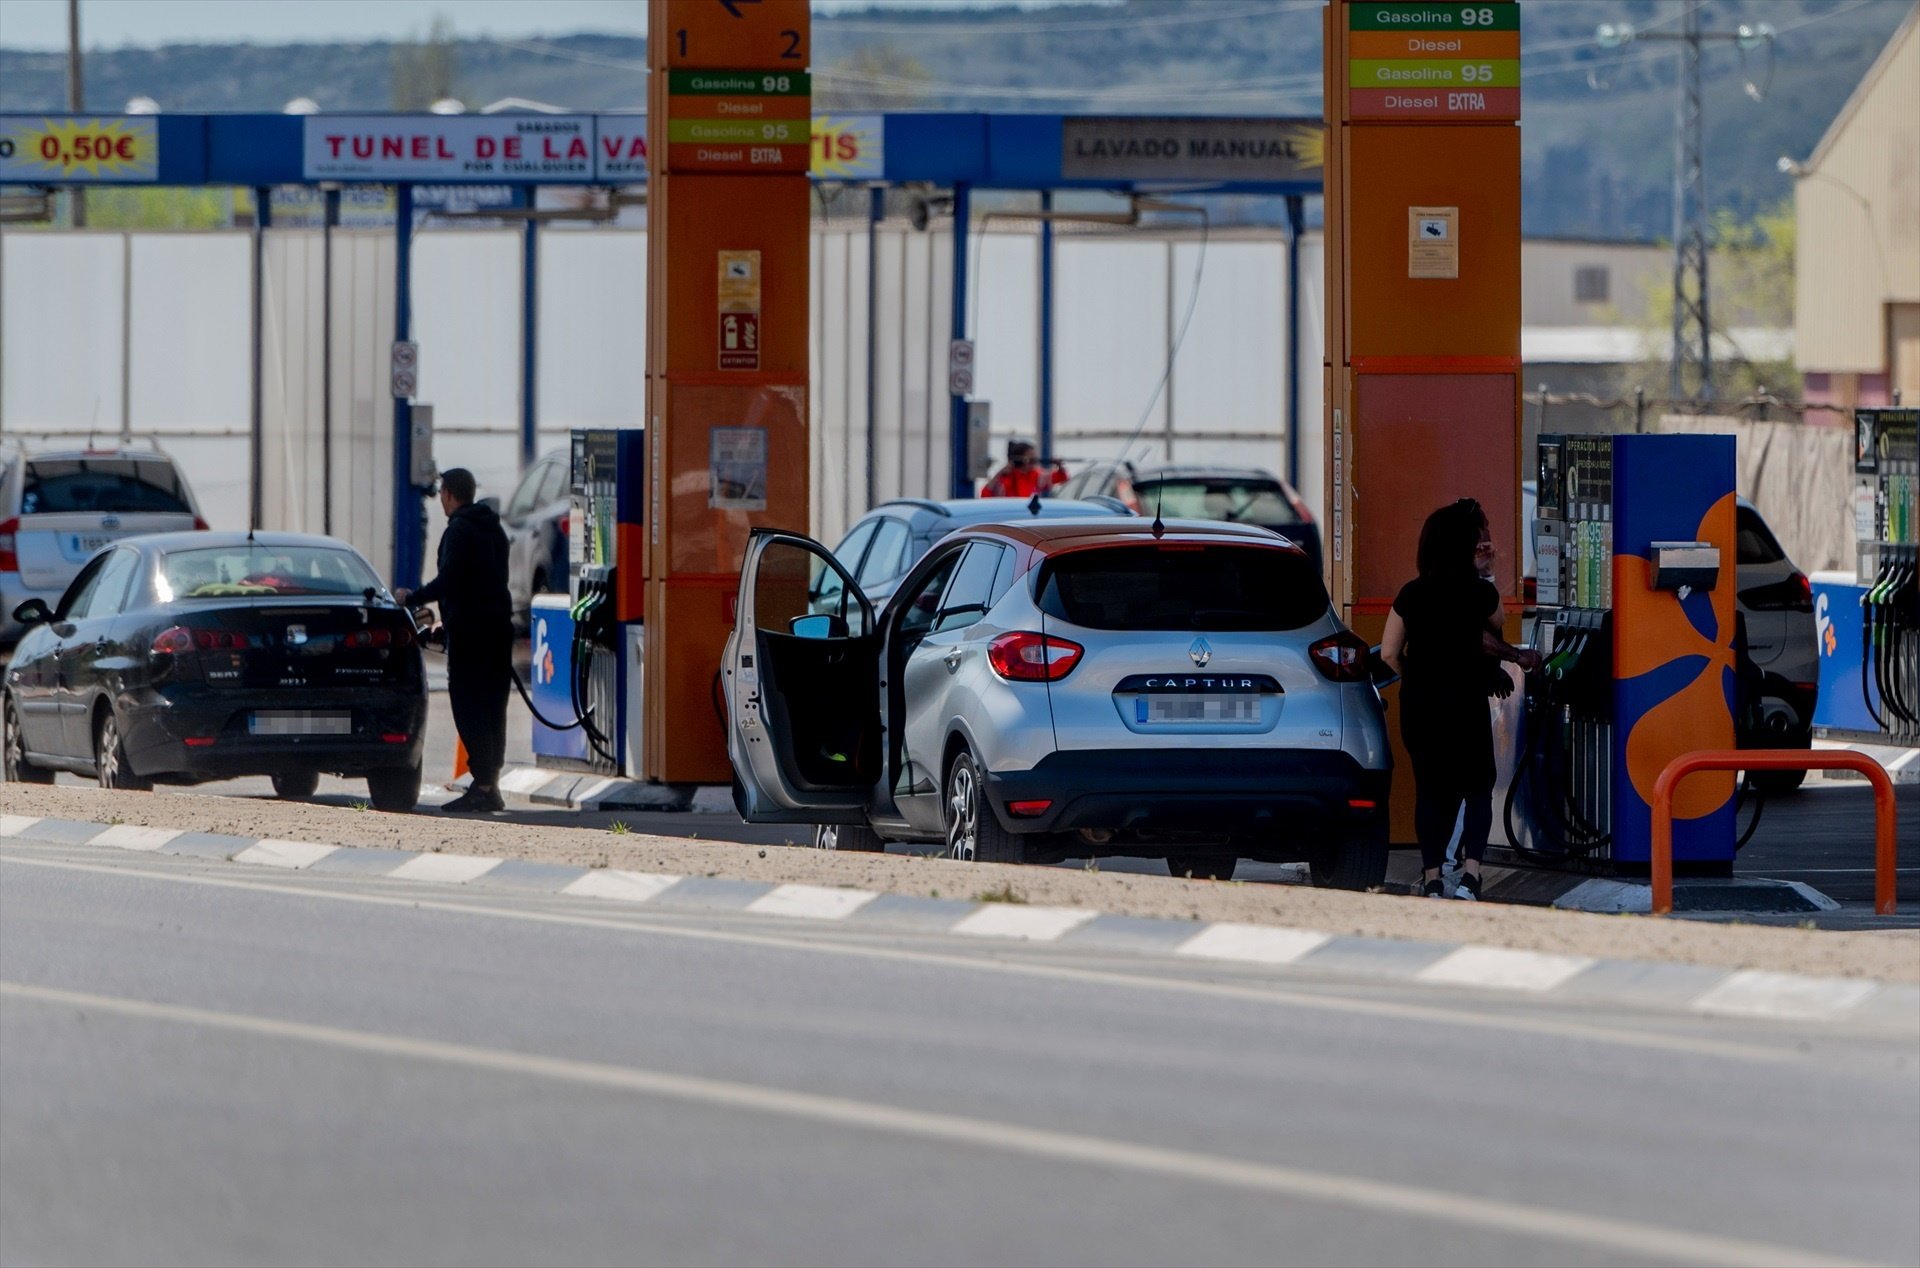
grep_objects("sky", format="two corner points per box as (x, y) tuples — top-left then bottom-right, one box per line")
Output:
(0, 0), (1084, 50)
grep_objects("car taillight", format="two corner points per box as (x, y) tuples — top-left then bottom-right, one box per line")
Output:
(557, 511), (571, 539)
(193, 629), (252, 650)
(192, 517), (210, 531)
(1792, 571), (1812, 606)
(346, 628), (392, 648)
(1309, 632), (1372, 682)
(0, 517), (17, 573)
(152, 626), (195, 655)
(987, 631), (1083, 682)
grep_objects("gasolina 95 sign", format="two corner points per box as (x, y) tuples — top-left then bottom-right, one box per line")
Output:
(0, 116), (159, 182)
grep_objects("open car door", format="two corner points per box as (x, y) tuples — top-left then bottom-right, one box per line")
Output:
(723, 530), (882, 824)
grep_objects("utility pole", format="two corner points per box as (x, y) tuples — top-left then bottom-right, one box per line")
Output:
(1595, 5), (1775, 405)
(67, 0), (85, 228)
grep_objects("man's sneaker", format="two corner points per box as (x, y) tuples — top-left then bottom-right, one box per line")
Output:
(1454, 870), (1483, 901)
(442, 786), (505, 814)
(1422, 877), (1448, 899)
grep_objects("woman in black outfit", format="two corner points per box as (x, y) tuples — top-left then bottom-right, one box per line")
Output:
(1379, 499), (1540, 899)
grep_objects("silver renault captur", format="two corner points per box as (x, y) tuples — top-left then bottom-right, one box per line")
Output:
(722, 517), (1392, 887)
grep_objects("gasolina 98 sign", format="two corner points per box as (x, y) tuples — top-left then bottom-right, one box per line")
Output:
(0, 116), (159, 182)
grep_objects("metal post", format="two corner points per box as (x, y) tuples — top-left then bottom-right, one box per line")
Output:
(1284, 194), (1304, 489)
(866, 184), (883, 510)
(249, 187), (270, 530)
(1038, 189), (1055, 462)
(519, 215), (538, 471)
(1670, 0), (1711, 403)
(66, 0), (84, 229)
(947, 182), (972, 498)
(322, 186), (338, 535)
(393, 182), (420, 588)
(1634, 384), (1646, 433)
(119, 233), (132, 440)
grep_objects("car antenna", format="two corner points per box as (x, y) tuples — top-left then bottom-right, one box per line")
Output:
(1151, 485), (1165, 539)
(1026, 490), (1043, 516)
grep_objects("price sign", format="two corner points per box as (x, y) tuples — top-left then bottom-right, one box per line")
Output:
(1346, 3), (1521, 122)
(667, 70), (810, 174)
(0, 116), (158, 182)
(665, 0), (809, 71)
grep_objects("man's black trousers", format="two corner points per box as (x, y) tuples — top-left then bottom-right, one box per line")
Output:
(446, 627), (512, 787)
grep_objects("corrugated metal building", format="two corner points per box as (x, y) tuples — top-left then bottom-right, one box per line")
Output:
(1792, 4), (1920, 419)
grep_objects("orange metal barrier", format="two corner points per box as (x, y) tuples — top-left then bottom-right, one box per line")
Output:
(1651, 749), (1899, 916)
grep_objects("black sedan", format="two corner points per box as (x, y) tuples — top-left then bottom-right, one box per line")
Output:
(3, 532), (427, 810)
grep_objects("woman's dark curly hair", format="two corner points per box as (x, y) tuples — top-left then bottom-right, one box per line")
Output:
(1416, 498), (1489, 581)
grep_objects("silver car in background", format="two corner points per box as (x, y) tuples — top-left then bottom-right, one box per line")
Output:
(1, 444), (206, 648)
(723, 517), (1392, 887)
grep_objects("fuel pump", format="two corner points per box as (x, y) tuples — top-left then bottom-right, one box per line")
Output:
(529, 428), (641, 774)
(1857, 409), (1918, 743)
(1508, 433), (1739, 874)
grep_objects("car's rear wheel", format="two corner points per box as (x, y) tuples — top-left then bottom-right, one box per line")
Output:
(1310, 832), (1389, 891)
(272, 770), (321, 800)
(366, 762), (421, 813)
(95, 710), (151, 792)
(1167, 852), (1238, 881)
(814, 823), (886, 851)
(945, 751), (1023, 864)
(3, 696), (53, 785)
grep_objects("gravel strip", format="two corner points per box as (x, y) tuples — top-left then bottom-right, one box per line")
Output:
(6, 784), (1915, 983)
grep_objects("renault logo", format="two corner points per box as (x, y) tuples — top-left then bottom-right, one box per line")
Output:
(1189, 637), (1213, 668)
(287, 625), (308, 646)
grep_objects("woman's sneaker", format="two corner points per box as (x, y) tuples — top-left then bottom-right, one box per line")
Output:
(1422, 877), (1448, 899)
(1454, 870), (1483, 901)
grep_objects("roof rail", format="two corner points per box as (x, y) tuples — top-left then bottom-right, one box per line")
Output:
(1082, 495), (1135, 514)
(881, 497), (954, 517)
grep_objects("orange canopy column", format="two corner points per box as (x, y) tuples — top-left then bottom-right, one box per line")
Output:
(644, 0), (812, 784)
(1324, 0), (1524, 842)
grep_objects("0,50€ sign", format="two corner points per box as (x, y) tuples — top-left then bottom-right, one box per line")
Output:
(0, 116), (158, 182)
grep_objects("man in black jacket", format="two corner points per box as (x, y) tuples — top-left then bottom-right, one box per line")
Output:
(397, 468), (512, 814)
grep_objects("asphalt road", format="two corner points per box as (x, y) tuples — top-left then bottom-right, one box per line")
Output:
(2, 837), (1916, 1267)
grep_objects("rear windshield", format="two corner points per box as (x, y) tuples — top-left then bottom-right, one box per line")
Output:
(1133, 478), (1302, 527)
(159, 544), (384, 601)
(1735, 507), (1787, 566)
(22, 458), (193, 516)
(1038, 544), (1326, 632)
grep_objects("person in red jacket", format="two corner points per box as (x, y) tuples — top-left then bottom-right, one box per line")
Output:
(981, 438), (1067, 499)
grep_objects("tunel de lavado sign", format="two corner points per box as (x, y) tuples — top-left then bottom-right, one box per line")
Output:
(303, 116), (599, 181)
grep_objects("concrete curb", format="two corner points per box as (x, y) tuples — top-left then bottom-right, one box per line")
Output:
(497, 766), (698, 812)
(5, 813), (1913, 1032)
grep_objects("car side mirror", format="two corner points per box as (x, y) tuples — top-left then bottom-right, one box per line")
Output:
(789, 613), (848, 640)
(11, 598), (52, 627)
(1369, 645), (1398, 690)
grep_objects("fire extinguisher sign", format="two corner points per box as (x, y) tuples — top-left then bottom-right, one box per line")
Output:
(717, 249), (762, 371)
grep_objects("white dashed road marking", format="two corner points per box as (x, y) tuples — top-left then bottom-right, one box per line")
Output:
(560, 870), (682, 903)
(1416, 946), (1596, 992)
(389, 853), (503, 884)
(952, 905), (1097, 942)
(1691, 970), (1879, 1021)
(746, 884), (878, 921)
(89, 825), (184, 852)
(0, 816), (41, 838)
(1176, 923), (1332, 965)
(232, 839), (339, 870)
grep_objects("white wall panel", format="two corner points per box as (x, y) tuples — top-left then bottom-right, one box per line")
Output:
(1168, 239), (1285, 470)
(538, 229), (646, 431)
(970, 229), (1039, 446)
(1054, 238), (1169, 465)
(1, 232), (125, 431)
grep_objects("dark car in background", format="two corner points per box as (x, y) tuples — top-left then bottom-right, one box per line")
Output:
(827, 496), (1134, 608)
(503, 448), (571, 633)
(3, 532), (427, 810)
(1056, 463), (1322, 574)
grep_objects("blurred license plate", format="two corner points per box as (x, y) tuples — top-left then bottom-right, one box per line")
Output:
(1138, 696), (1261, 724)
(70, 534), (114, 554)
(249, 711), (351, 736)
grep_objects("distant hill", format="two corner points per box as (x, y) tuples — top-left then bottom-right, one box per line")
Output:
(2, 0), (1911, 238)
